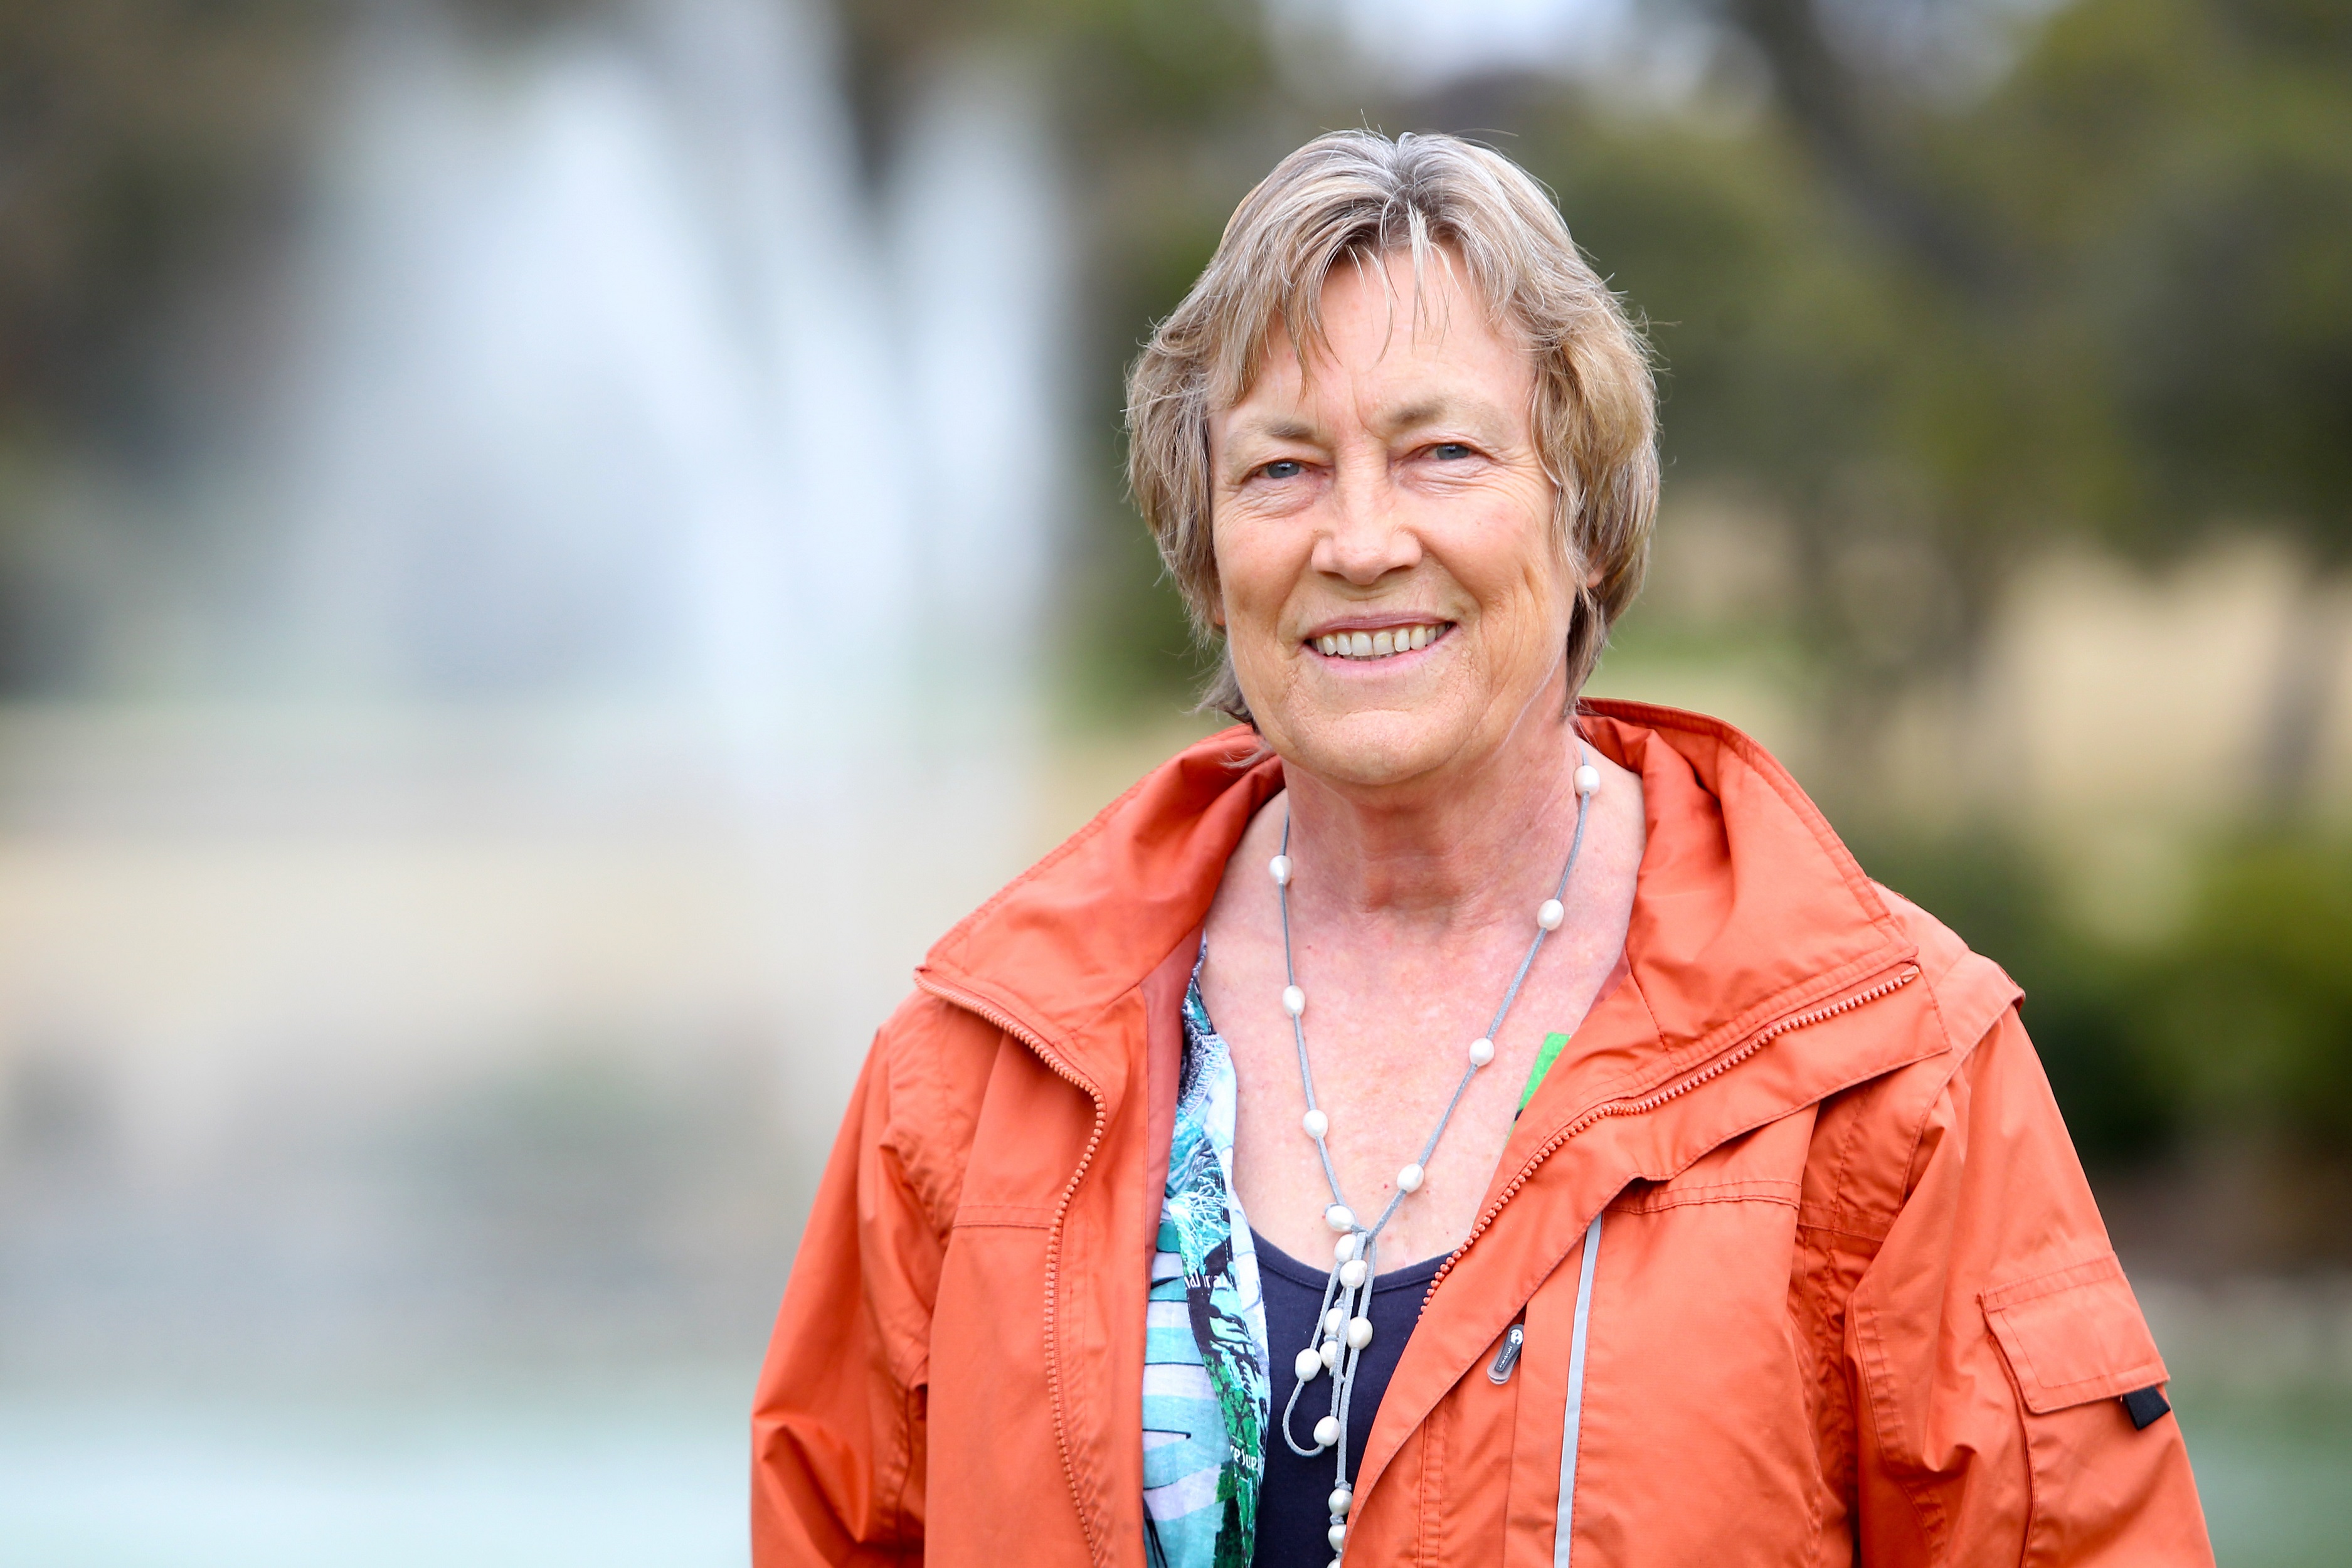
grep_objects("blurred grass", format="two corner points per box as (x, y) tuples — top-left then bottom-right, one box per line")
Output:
(2173, 1385), (2352, 1568)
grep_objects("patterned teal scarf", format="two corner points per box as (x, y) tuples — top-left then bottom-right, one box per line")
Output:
(1142, 951), (1269, 1568)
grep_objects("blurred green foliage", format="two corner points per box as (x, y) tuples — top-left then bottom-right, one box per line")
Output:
(2143, 839), (2352, 1152)
(1861, 830), (2352, 1185)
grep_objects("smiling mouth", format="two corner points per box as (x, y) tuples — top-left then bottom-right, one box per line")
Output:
(1310, 622), (1449, 660)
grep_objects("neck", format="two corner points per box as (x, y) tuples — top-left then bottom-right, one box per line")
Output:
(1280, 700), (1588, 931)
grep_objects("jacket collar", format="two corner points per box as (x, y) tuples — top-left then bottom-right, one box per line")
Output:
(918, 701), (1912, 1086)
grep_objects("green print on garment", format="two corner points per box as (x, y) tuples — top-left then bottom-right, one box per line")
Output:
(1520, 1030), (1573, 1112)
(1142, 953), (1269, 1568)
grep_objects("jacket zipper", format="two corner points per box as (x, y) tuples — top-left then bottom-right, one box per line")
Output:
(1429, 964), (1919, 1293)
(914, 973), (1111, 1567)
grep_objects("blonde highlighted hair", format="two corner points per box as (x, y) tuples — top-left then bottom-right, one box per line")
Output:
(1125, 129), (1659, 722)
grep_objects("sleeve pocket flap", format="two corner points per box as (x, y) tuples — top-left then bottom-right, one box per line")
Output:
(1982, 1253), (2167, 1414)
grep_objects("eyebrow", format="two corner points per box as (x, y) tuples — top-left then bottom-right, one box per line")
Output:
(1379, 398), (1456, 433)
(1231, 398), (1486, 442)
(1227, 415), (1320, 445)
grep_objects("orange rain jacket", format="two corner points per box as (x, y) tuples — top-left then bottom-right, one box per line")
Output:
(753, 702), (2213, 1566)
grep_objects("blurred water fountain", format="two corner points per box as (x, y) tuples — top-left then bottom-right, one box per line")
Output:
(0, 0), (1070, 1398)
(275, 0), (923, 721)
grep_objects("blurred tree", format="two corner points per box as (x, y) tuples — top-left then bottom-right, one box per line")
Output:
(0, 1), (327, 448)
(0, 0), (330, 687)
(2009, 0), (2352, 813)
(1657, 0), (2352, 814)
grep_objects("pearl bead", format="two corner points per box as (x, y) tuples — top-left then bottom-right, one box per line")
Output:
(1333, 1234), (1359, 1263)
(1324, 1203), (1356, 1233)
(1575, 763), (1599, 795)
(1328, 1487), (1353, 1517)
(1283, 985), (1306, 1017)
(1327, 1522), (1348, 1549)
(1538, 898), (1564, 930)
(1320, 1340), (1340, 1369)
(1295, 1347), (1323, 1381)
(1301, 1108), (1328, 1140)
(1323, 1307), (1345, 1335)
(1338, 1258), (1368, 1288)
(1313, 1414), (1342, 1448)
(1468, 1037), (1495, 1067)
(1269, 854), (1293, 886)
(1396, 1162), (1424, 1193)
(1346, 1316), (1374, 1349)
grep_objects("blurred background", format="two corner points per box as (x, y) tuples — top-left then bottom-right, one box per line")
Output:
(0, 0), (2343, 1562)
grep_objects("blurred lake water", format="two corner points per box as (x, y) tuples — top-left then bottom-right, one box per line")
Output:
(0, 1370), (750, 1568)
(1, 1361), (2344, 1566)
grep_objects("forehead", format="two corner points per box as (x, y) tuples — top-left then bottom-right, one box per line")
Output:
(1231, 248), (1533, 426)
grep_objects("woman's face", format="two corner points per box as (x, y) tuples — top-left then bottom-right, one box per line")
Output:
(1207, 250), (1572, 793)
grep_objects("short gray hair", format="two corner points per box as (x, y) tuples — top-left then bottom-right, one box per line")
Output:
(1125, 129), (1659, 722)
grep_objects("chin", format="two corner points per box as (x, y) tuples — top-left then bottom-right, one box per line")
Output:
(1271, 708), (1468, 792)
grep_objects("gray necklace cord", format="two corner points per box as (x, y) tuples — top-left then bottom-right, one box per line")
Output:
(1270, 745), (1600, 1559)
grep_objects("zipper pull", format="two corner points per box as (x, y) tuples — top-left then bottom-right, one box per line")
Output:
(1487, 1322), (1525, 1384)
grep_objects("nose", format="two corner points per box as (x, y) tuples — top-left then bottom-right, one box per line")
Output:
(1310, 452), (1420, 587)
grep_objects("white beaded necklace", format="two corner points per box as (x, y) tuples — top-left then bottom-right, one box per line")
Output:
(1271, 746), (1600, 1562)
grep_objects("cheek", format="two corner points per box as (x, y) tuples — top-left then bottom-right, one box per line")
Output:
(1460, 515), (1572, 640)
(1212, 517), (1303, 625)
(1207, 548), (1271, 653)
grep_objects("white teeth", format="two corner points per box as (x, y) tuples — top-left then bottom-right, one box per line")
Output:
(1315, 624), (1445, 659)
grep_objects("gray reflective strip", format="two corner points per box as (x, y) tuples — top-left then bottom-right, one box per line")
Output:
(1553, 1210), (1605, 1568)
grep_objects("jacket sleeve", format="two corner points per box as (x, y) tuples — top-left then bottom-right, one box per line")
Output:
(1845, 1005), (2213, 1565)
(752, 1029), (944, 1564)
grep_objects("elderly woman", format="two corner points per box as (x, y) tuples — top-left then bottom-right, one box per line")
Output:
(753, 132), (2210, 1567)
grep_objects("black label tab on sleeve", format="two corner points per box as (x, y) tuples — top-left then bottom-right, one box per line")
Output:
(2120, 1385), (2171, 1430)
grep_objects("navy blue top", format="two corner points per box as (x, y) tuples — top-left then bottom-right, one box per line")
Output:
(1248, 1227), (1443, 1567)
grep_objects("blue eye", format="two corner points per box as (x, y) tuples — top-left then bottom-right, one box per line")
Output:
(1431, 443), (1474, 460)
(1260, 460), (1305, 480)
